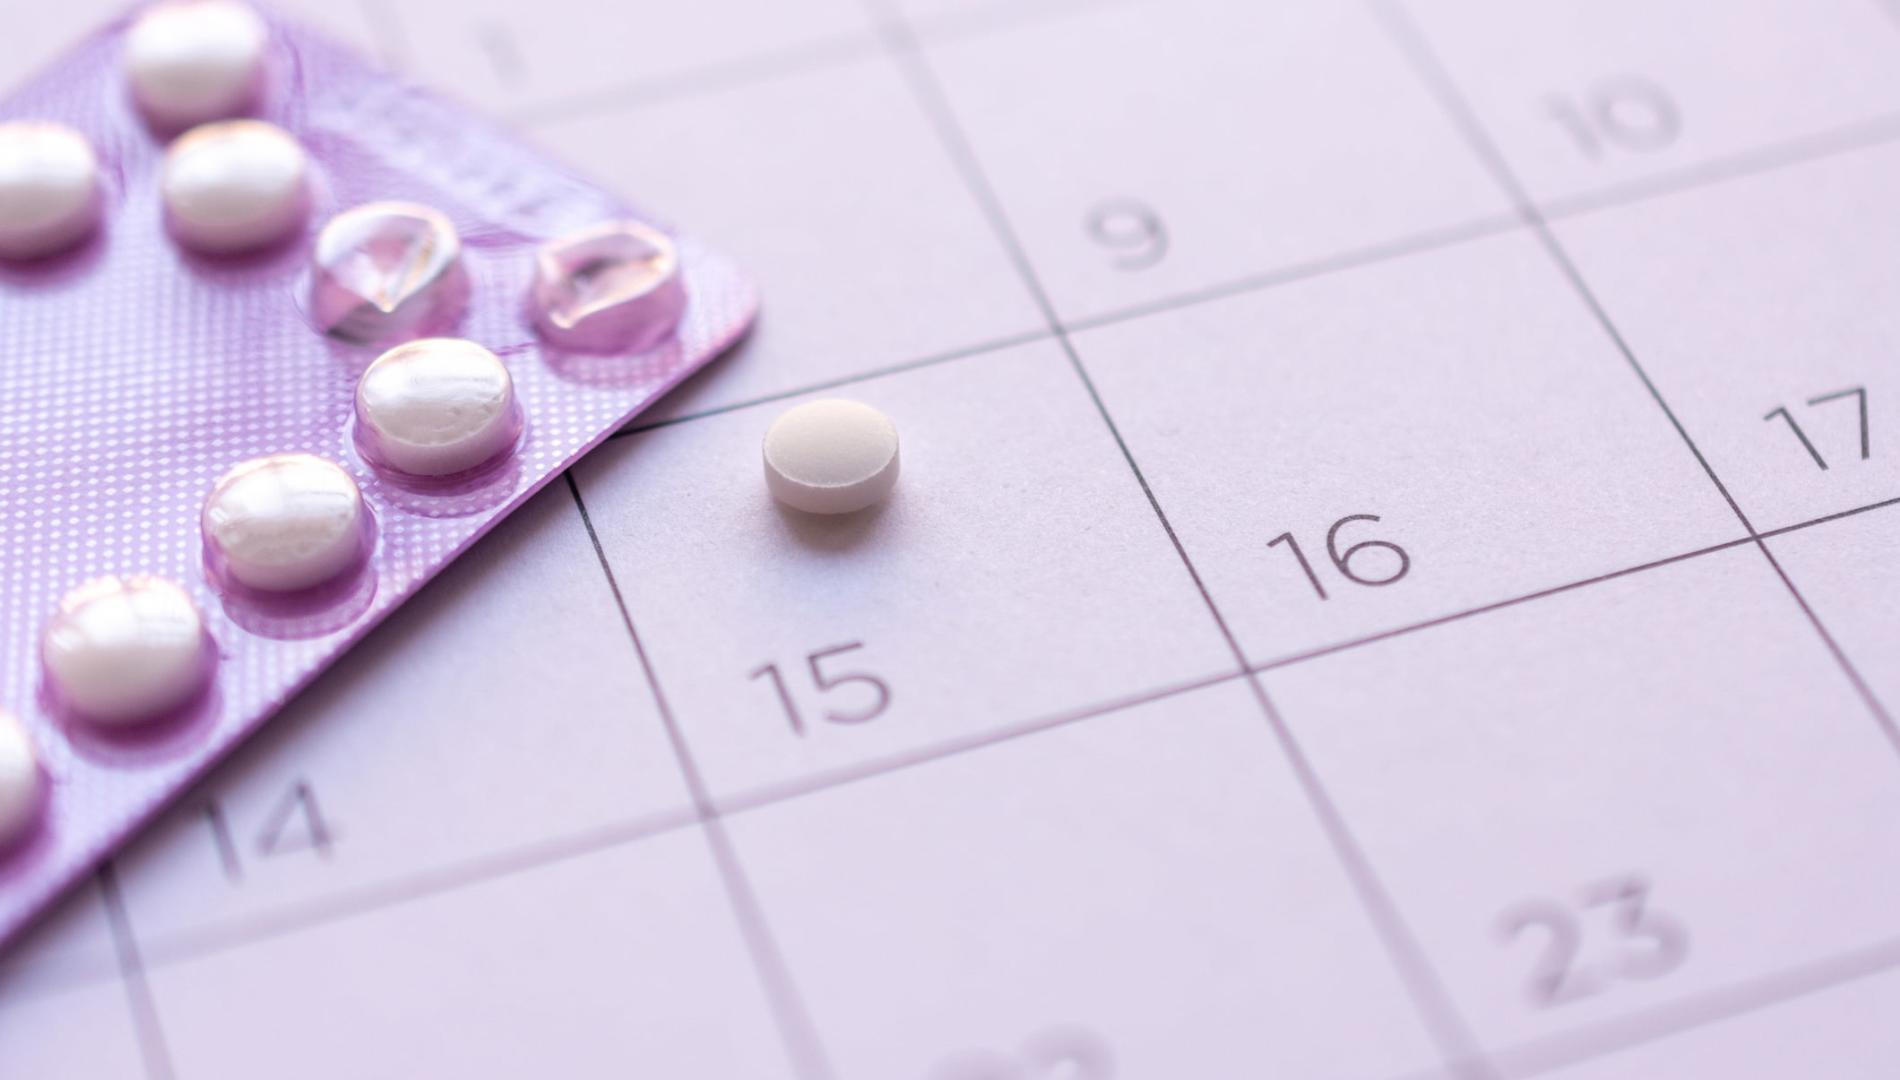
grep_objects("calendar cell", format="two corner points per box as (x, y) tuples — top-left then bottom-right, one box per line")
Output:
(1402, 0), (1900, 210)
(1264, 545), (1900, 1050)
(145, 830), (794, 1080)
(1522, 957), (1900, 1079)
(385, 0), (869, 118)
(1763, 504), (1900, 717)
(112, 489), (696, 953)
(527, 54), (1044, 422)
(1075, 229), (1742, 666)
(0, 977), (145, 1079)
(1554, 141), (1900, 532)
(724, 680), (1448, 1080)
(919, 0), (1510, 323)
(0, 882), (116, 997)
(570, 340), (1236, 801)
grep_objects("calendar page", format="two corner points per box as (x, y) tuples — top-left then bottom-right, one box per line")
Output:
(8, 1), (1900, 1077)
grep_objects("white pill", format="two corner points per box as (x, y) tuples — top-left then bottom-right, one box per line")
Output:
(0, 710), (44, 850)
(202, 453), (370, 592)
(161, 119), (308, 254)
(763, 399), (900, 515)
(0, 122), (102, 260)
(41, 576), (213, 728)
(125, 0), (269, 130)
(355, 338), (521, 477)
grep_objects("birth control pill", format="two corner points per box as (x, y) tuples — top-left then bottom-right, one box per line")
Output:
(124, 0), (269, 130)
(0, 711), (44, 850)
(160, 119), (308, 254)
(0, 122), (101, 260)
(762, 399), (900, 515)
(202, 453), (371, 593)
(354, 338), (521, 477)
(41, 576), (213, 728)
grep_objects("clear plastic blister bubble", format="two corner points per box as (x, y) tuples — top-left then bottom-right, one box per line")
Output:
(0, 4), (757, 943)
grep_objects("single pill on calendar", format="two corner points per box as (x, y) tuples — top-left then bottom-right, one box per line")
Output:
(354, 338), (522, 477)
(0, 122), (102, 260)
(311, 201), (470, 343)
(0, 710), (44, 850)
(763, 399), (901, 515)
(124, 0), (269, 130)
(530, 220), (686, 352)
(161, 119), (308, 254)
(202, 453), (372, 593)
(41, 576), (214, 728)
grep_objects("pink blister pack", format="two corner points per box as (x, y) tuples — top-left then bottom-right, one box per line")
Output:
(0, 3), (757, 946)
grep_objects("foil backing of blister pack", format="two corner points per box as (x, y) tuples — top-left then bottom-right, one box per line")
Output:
(0, 8), (758, 946)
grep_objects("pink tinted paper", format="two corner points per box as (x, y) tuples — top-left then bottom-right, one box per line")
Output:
(0, 10), (755, 946)
(13, 0), (1900, 1078)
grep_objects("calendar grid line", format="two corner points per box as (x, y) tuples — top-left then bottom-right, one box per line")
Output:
(870, 3), (1499, 1076)
(1492, 930), (1900, 1078)
(133, 807), (700, 971)
(502, 0), (1116, 132)
(26, 482), (1883, 999)
(100, 865), (176, 1080)
(608, 325), (1052, 440)
(503, 30), (885, 130)
(711, 668), (1247, 818)
(1759, 492), (1900, 538)
(1372, 0), (1898, 742)
(563, 473), (838, 1080)
(15, 486), (1895, 1010)
(1537, 108), (1900, 223)
(1250, 535), (1761, 674)
(1750, 544), (1900, 747)
(15, 4), (1900, 1074)
(605, 108), (1900, 456)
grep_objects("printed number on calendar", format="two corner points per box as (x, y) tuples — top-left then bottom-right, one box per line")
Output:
(1496, 874), (1688, 1007)
(1086, 200), (1168, 270)
(1268, 514), (1411, 600)
(930, 1025), (1115, 1080)
(1765, 387), (1870, 470)
(751, 642), (891, 736)
(1547, 78), (1679, 159)
(201, 779), (335, 883)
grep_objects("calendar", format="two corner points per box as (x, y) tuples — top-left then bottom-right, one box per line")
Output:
(8, 0), (1900, 1076)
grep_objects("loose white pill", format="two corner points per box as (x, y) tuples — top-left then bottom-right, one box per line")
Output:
(161, 119), (308, 254)
(355, 338), (521, 477)
(0, 710), (44, 850)
(763, 399), (900, 515)
(0, 122), (102, 260)
(125, 0), (269, 130)
(202, 453), (371, 592)
(41, 576), (213, 728)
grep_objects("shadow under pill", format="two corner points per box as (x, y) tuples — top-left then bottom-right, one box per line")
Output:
(0, 229), (110, 291)
(540, 340), (683, 389)
(0, 811), (55, 886)
(774, 495), (893, 553)
(51, 685), (225, 771)
(215, 566), (379, 641)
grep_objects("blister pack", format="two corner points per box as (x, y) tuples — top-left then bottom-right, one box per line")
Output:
(0, 1), (757, 946)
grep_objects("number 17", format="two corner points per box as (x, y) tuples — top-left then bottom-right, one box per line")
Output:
(1765, 386), (1868, 471)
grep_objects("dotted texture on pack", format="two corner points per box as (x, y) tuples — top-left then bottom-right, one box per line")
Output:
(0, 9), (758, 945)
